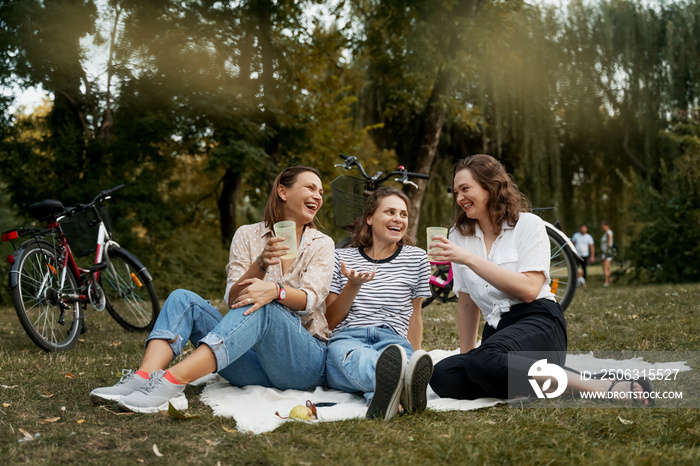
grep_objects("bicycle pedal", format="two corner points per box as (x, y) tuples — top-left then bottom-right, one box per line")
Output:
(90, 263), (108, 272)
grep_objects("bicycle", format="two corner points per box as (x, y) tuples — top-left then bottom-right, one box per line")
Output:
(330, 153), (429, 248)
(1, 185), (160, 352)
(422, 210), (581, 311)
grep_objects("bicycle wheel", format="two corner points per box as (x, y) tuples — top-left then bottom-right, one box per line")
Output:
(11, 240), (82, 351)
(546, 225), (577, 311)
(101, 246), (159, 331)
(422, 265), (457, 308)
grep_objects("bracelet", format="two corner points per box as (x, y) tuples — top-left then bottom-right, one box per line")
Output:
(256, 256), (267, 273)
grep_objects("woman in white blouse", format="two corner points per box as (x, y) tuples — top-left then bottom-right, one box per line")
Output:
(90, 164), (335, 413)
(428, 155), (654, 405)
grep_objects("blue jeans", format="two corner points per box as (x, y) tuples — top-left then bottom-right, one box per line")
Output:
(147, 289), (327, 391)
(325, 326), (414, 403)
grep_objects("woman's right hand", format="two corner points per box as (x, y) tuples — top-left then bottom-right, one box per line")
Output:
(340, 261), (375, 287)
(258, 236), (290, 269)
(429, 235), (469, 265)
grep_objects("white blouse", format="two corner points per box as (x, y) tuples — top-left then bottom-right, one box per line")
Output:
(224, 222), (335, 341)
(450, 212), (554, 329)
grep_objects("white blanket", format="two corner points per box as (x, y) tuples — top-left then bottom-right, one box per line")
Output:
(195, 350), (691, 434)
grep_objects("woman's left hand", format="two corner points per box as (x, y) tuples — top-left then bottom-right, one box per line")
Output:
(231, 278), (277, 315)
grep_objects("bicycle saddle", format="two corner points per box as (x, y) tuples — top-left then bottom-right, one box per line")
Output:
(28, 200), (65, 221)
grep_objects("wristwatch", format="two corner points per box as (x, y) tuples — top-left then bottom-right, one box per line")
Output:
(277, 282), (286, 300)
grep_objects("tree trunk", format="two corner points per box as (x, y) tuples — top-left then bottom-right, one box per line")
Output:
(406, 70), (452, 239)
(218, 168), (242, 246)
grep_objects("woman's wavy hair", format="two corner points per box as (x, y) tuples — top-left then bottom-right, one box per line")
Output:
(263, 165), (322, 230)
(352, 187), (415, 249)
(451, 154), (531, 236)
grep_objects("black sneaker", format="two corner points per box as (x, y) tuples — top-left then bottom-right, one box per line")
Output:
(401, 350), (433, 414)
(366, 344), (406, 421)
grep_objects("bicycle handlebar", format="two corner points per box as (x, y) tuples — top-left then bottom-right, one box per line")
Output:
(65, 185), (126, 217)
(403, 172), (429, 180)
(337, 154), (429, 185)
(90, 184), (125, 206)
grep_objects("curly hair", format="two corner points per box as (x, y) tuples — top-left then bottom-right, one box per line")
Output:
(451, 154), (531, 236)
(352, 187), (415, 249)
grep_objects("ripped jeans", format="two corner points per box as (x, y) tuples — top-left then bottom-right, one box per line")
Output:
(146, 289), (327, 391)
(325, 326), (414, 403)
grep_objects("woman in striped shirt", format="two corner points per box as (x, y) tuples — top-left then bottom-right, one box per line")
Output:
(325, 187), (432, 420)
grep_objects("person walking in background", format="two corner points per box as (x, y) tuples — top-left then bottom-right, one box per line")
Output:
(600, 220), (614, 287)
(571, 224), (595, 280)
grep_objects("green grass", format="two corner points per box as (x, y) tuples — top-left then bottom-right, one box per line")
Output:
(1, 269), (699, 465)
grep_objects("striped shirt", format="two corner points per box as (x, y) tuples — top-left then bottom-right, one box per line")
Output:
(330, 245), (431, 338)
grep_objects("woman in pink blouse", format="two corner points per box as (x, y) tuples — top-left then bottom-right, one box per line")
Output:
(89, 164), (335, 413)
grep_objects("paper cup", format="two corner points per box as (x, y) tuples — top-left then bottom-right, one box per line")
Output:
(273, 221), (297, 259)
(426, 226), (448, 261)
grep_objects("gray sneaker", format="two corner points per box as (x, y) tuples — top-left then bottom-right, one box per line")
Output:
(366, 344), (406, 421)
(89, 369), (151, 404)
(401, 350), (433, 414)
(117, 370), (188, 413)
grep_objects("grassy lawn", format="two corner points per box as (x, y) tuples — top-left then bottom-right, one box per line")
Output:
(1, 270), (699, 465)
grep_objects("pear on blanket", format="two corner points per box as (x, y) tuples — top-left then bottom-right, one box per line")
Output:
(276, 400), (318, 421)
(289, 405), (314, 420)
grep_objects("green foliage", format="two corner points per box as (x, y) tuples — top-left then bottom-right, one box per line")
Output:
(4, 0), (700, 285)
(626, 113), (700, 282)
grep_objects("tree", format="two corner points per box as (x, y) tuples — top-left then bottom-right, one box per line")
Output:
(348, 0), (526, 239)
(626, 111), (700, 282)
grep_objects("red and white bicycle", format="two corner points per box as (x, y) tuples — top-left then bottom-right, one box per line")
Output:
(2, 185), (160, 351)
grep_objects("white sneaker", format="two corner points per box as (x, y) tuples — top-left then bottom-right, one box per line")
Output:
(366, 344), (406, 421)
(89, 369), (151, 404)
(401, 350), (433, 414)
(117, 370), (188, 413)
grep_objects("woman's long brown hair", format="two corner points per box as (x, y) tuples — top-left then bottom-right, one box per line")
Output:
(451, 154), (531, 236)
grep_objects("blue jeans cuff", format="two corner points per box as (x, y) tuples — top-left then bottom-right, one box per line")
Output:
(146, 329), (186, 360)
(199, 332), (229, 371)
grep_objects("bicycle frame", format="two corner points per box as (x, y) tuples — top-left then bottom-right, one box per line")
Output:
(33, 213), (121, 311)
(428, 260), (453, 288)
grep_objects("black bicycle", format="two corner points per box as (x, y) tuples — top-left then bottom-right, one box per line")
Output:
(330, 153), (429, 248)
(1, 186), (160, 351)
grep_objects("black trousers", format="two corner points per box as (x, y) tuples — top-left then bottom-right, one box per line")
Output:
(430, 299), (567, 400)
(580, 255), (590, 279)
